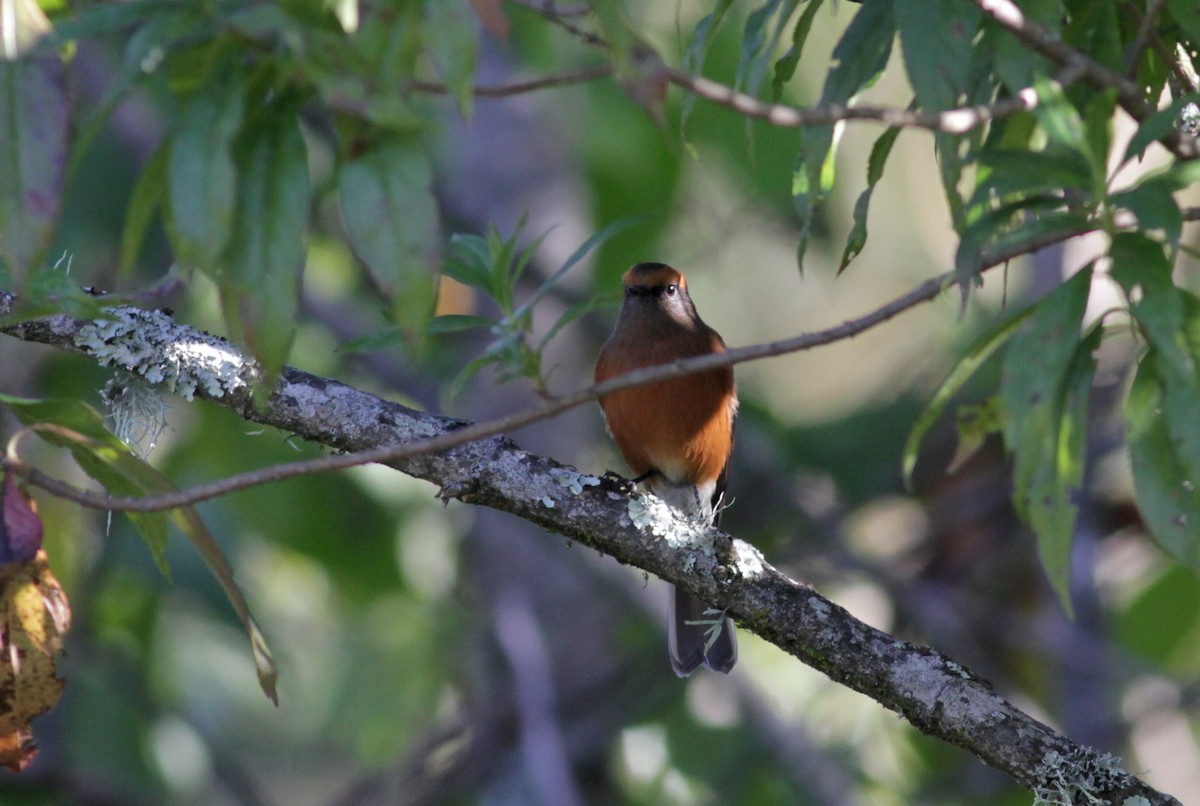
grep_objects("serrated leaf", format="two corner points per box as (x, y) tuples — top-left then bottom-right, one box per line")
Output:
(840, 125), (899, 272)
(903, 304), (1036, 489)
(999, 266), (1095, 614)
(0, 52), (67, 282)
(220, 97), (311, 383)
(338, 134), (441, 337)
(968, 150), (1094, 210)
(424, 0), (476, 118)
(168, 61), (245, 275)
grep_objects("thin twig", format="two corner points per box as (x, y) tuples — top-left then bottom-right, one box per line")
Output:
(667, 64), (1087, 134)
(0, 218), (1096, 513)
(1124, 0), (1168, 80)
(407, 65), (612, 97)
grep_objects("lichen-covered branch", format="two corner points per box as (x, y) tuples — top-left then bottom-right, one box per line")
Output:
(0, 294), (1179, 804)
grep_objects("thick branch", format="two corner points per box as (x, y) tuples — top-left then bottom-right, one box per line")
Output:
(0, 298), (1179, 803)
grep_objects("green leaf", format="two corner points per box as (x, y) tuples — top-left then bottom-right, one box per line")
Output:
(220, 95), (311, 383)
(771, 0), (824, 101)
(426, 314), (494, 335)
(1126, 351), (1200, 571)
(680, 0), (735, 132)
(1165, 0), (1200, 57)
(0, 393), (278, 703)
(118, 142), (169, 276)
(0, 394), (169, 567)
(793, 0), (893, 269)
(1029, 324), (1099, 613)
(424, 0), (476, 118)
(167, 60), (245, 274)
(0, 52), (67, 281)
(999, 266), (1094, 613)
(968, 150), (1094, 210)
(903, 303), (1035, 490)
(895, 0), (979, 112)
(954, 203), (1090, 301)
(1031, 76), (1098, 186)
(515, 213), (647, 320)
(443, 233), (495, 293)
(840, 125), (900, 272)
(737, 0), (800, 100)
(1111, 182), (1183, 253)
(338, 134), (441, 337)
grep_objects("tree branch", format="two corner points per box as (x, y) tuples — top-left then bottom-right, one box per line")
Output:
(0, 300), (1178, 803)
(665, 63), (1086, 135)
(976, 0), (1198, 159)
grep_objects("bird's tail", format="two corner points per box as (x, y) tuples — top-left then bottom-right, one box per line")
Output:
(668, 585), (737, 676)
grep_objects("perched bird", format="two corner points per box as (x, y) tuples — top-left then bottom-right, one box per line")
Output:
(594, 262), (738, 676)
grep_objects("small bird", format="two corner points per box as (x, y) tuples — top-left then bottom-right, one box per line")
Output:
(594, 262), (738, 676)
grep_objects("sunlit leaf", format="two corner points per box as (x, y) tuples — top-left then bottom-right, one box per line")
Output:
(0, 548), (69, 772)
(999, 266), (1094, 613)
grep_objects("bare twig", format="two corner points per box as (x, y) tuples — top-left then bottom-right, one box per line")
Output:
(666, 64), (1087, 135)
(1124, 0), (1168, 80)
(0, 216), (1096, 514)
(407, 65), (612, 97)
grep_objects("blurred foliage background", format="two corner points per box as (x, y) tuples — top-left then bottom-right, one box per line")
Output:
(1, 0), (1200, 803)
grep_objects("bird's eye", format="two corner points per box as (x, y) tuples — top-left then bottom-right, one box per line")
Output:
(665, 284), (678, 296)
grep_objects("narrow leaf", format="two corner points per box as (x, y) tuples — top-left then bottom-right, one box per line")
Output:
(424, 0), (476, 118)
(902, 303), (1036, 489)
(168, 61), (245, 275)
(221, 97), (311, 382)
(840, 125), (899, 272)
(0, 52), (67, 281)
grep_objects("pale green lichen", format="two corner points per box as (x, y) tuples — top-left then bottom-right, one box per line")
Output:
(550, 468), (601, 495)
(733, 540), (765, 578)
(76, 307), (252, 401)
(1032, 747), (1132, 806)
(626, 493), (714, 552)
